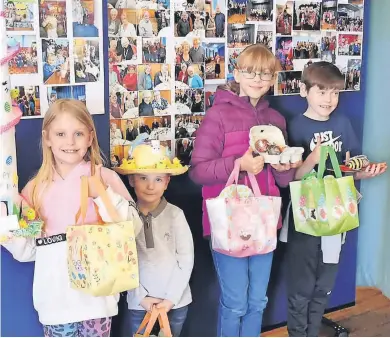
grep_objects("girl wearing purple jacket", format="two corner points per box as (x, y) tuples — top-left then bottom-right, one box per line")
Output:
(189, 44), (297, 337)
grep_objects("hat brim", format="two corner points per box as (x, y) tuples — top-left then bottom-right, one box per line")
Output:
(113, 166), (189, 176)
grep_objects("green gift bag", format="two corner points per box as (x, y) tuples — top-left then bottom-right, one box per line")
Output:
(289, 146), (359, 236)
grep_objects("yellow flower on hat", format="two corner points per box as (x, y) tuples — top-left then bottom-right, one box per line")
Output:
(113, 142), (189, 176)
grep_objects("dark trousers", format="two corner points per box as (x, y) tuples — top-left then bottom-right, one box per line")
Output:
(286, 219), (340, 337)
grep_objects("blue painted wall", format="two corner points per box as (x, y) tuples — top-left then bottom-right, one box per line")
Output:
(1, 0), (371, 336)
(356, 0), (390, 296)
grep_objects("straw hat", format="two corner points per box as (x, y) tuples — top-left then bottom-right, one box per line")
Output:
(113, 141), (189, 176)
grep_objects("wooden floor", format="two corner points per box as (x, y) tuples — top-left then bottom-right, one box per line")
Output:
(264, 287), (390, 337)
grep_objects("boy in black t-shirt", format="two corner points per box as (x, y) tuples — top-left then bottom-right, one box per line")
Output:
(284, 62), (386, 337)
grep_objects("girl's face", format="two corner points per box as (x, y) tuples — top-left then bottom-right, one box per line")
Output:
(234, 67), (274, 103)
(183, 43), (190, 53)
(110, 94), (117, 104)
(43, 112), (93, 170)
(195, 92), (201, 101)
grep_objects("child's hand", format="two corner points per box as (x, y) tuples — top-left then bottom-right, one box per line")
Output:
(240, 148), (265, 175)
(307, 136), (322, 165)
(87, 165), (107, 199)
(354, 163), (387, 180)
(140, 296), (163, 311)
(156, 299), (174, 312)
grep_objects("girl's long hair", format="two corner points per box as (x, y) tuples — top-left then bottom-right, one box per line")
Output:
(29, 99), (104, 217)
(218, 44), (282, 95)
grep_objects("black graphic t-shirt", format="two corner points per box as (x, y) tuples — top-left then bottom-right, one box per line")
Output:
(288, 113), (360, 172)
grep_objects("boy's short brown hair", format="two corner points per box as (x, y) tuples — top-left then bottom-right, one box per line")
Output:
(301, 61), (345, 91)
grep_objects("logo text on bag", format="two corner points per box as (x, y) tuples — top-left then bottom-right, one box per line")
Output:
(36, 233), (66, 246)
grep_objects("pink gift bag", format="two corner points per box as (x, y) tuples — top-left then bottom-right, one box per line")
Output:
(206, 161), (282, 258)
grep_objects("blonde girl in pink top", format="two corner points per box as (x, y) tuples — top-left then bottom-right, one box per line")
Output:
(2, 99), (141, 337)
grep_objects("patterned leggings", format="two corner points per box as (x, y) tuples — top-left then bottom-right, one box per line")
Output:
(43, 317), (112, 337)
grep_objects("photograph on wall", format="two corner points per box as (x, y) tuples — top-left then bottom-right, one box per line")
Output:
(122, 91), (139, 118)
(204, 42), (225, 82)
(137, 9), (160, 37)
(5, 0), (35, 31)
(292, 31), (320, 70)
(143, 116), (173, 141)
(227, 0), (247, 24)
(344, 58), (361, 91)
(276, 0), (293, 36)
(142, 37), (167, 63)
(137, 0), (169, 10)
(321, 0), (337, 30)
(138, 63), (172, 90)
(39, 0), (67, 38)
(275, 36), (293, 70)
(320, 31), (337, 63)
(155, 10), (171, 36)
(47, 85), (86, 105)
(227, 24), (255, 48)
(73, 38), (101, 83)
(205, 90), (216, 110)
(337, 0), (364, 32)
(175, 11), (206, 38)
(110, 64), (138, 92)
(175, 38), (206, 66)
(175, 137), (195, 165)
(246, 0), (273, 23)
(174, 0), (204, 11)
(108, 8), (137, 37)
(10, 85), (41, 118)
(227, 48), (243, 80)
(276, 71), (302, 95)
(175, 63), (205, 90)
(7, 36), (38, 75)
(72, 0), (100, 37)
(205, 0), (226, 38)
(292, 0), (321, 31)
(175, 115), (203, 139)
(256, 26), (273, 51)
(42, 39), (70, 85)
(338, 34), (362, 56)
(107, 0), (137, 9)
(175, 88), (205, 115)
(109, 36), (139, 64)
(138, 89), (170, 116)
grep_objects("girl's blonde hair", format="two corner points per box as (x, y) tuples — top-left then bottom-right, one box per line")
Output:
(218, 43), (282, 94)
(30, 99), (103, 217)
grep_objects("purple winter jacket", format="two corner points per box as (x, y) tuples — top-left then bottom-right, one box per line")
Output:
(189, 89), (296, 237)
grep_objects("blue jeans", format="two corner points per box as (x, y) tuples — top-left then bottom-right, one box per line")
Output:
(130, 306), (188, 337)
(211, 249), (274, 337)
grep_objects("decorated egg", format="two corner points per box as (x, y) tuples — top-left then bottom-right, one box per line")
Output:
(268, 144), (282, 155)
(255, 139), (269, 153)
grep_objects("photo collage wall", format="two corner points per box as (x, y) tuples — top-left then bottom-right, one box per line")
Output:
(5, 0), (105, 119)
(107, 0), (364, 167)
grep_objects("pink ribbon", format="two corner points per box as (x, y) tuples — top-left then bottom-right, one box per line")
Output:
(0, 106), (22, 135)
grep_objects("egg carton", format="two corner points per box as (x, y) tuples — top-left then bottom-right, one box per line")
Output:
(249, 125), (304, 164)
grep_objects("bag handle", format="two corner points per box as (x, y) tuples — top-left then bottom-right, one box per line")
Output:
(157, 308), (173, 337)
(226, 159), (262, 197)
(75, 176), (122, 225)
(134, 306), (161, 337)
(317, 146), (342, 179)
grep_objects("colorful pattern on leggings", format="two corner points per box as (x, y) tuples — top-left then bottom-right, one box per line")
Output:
(43, 317), (112, 337)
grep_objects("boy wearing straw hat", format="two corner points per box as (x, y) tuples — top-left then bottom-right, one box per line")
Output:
(112, 140), (194, 337)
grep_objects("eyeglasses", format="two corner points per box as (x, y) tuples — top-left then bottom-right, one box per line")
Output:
(238, 70), (274, 81)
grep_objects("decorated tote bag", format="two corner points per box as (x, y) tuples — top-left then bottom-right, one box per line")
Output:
(290, 146), (359, 237)
(134, 307), (172, 337)
(66, 176), (139, 297)
(206, 160), (282, 258)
